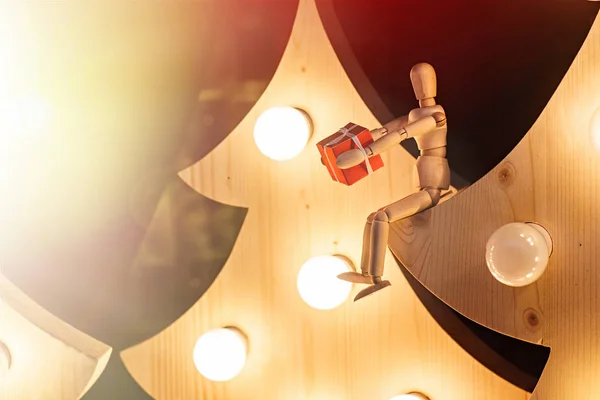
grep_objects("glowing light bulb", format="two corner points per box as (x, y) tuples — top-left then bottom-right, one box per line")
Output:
(193, 327), (248, 382)
(253, 106), (312, 161)
(485, 222), (553, 287)
(0, 342), (11, 379)
(389, 393), (430, 400)
(297, 255), (353, 310)
(591, 107), (600, 151)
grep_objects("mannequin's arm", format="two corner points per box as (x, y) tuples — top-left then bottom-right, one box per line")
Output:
(336, 112), (446, 169)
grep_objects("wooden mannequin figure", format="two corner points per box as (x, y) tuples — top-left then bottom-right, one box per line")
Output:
(336, 63), (450, 301)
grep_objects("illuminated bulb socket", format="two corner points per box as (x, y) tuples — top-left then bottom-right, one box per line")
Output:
(0, 341), (11, 378)
(193, 327), (248, 382)
(486, 222), (553, 287)
(253, 106), (313, 161)
(526, 222), (553, 256)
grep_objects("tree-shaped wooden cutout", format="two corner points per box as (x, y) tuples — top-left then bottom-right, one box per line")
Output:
(0, 274), (111, 399)
(389, 11), (600, 400)
(0, 1), (297, 398)
(122, 1), (535, 398)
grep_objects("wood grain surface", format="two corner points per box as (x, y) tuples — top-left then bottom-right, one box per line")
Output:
(316, 0), (600, 186)
(389, 137), (543, 344)
(389, 9), (600, 400)
(0, 274), (111, 400)
(121, 1), (528, 399)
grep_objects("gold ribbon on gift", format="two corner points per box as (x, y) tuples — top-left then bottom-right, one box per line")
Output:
(324, 124), (373, 182)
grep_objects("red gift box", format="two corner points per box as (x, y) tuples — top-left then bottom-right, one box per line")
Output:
(316, 122), (384, 186)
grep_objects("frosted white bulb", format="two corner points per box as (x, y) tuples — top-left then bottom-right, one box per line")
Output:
(193, 327), (248, 382)
(297, 255), (353, 310)
(253, 106), (312, 161)
(389, 393), (429, 400)
(591, 106), (600, 151)
(485, 222), (552, 287)
(0, 342), (11, 379)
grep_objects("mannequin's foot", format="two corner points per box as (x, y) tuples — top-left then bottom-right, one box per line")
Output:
(337, 271), (372, 284)
(354, 280), (391, 301)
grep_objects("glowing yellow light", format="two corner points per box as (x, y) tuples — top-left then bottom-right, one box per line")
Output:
(253, 106), (312, 161)
(1, 5), (48, 142)
(193, 327), (248, 382)
(0, 95), (52, 140)
(0, 4), (37, 96)
(297, 255), (353, 310)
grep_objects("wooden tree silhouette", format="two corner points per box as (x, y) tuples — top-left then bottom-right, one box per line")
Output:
(0, 1), (297, 398)
(316, 0), (600, 186)
(119, 1), (538, 399)
(317, 2), (600, 396)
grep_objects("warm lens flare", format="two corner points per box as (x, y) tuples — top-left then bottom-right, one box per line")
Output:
(0, 95), (52, 140)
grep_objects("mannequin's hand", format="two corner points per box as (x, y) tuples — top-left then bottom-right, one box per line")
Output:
(336, 149), (367, 169)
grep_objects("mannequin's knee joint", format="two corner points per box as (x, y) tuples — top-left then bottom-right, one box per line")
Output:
(425, 188), (441, 205)
(367, 212), (377, 223)
(373, 210), (389, 223)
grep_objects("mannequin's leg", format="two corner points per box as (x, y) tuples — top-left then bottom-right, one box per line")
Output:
(354, 190), (435, 301)
(354, 212), (391, 301)
(337, 213), (375, 284)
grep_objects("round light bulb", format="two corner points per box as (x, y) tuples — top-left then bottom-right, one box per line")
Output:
(0, 341), (11, 379)
(485, 222), (552, 287)
(591, 106), (600, 151)
(253, 106), (312, 161)
(389, 393), (430, 400)
(297, 255), (353, 310)
(193, 327), (248, 382)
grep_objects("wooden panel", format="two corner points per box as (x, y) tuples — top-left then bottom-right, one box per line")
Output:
(397, 257), (549, 394)
(389, 137), (543, 344)
(122, 1), (527, 399)
(390, 10), (600, 400)
(0, 273), (111, 400)
(316, 0), (600, 186)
